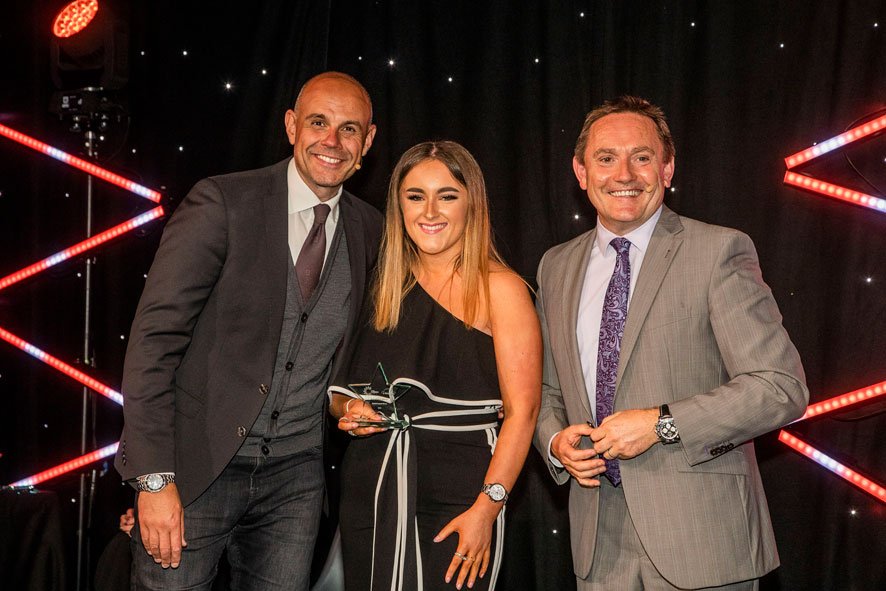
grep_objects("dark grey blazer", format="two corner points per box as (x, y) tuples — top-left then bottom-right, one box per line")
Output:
(114, 158), (383, 506)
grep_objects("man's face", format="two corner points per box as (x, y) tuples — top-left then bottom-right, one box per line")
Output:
(573, 112), (674, 235)
(284, 77), (376, 201)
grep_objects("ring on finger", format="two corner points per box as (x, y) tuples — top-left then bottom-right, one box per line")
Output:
(454, 552), (467, 561)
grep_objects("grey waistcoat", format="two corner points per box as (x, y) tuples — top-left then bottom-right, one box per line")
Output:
(238, 222), (351, 457)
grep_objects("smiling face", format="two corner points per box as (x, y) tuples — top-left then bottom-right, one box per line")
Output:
(284, 75), (376, 201)
(399, 159), (468, 264)
(573, 112), (675, 235)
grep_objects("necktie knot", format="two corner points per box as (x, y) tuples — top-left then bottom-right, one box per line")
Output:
(611, 237), (631, 256)
(313, 203), (331, 225)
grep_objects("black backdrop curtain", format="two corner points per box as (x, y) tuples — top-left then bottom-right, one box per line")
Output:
(1, 1), (884, 589)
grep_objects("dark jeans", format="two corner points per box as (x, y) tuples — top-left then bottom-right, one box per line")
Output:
(131, 448), (324, 591)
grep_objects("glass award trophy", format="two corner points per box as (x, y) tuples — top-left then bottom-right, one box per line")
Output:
(346, 363), (412, 429)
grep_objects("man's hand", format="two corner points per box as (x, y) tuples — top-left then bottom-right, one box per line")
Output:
(120, 507), (135, 537)
(137, 483), (187, 568)
(551, 424), (607, 487)
(590, 408), (659, 460)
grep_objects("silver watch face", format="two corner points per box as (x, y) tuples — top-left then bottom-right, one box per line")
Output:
(655, 418), (680, 442)
(485, 483), (506, 502)
(145, 473), (164, 491)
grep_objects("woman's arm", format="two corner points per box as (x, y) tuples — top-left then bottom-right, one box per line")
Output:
(435, 269), (542, 589)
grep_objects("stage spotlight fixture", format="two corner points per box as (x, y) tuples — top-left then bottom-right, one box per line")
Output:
(52, 0), (99, 38)
(50, 0), (128, 90)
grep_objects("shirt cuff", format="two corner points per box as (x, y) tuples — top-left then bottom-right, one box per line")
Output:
(548, 432), (564, 468)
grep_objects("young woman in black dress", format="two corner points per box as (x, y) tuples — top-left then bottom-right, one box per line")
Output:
(329, 141), (541, 590)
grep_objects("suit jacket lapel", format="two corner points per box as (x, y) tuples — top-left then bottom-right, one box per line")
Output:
(616, 206), (684, 389)
(339, 190), (366, 330)
(262, 159), (291, 351)
(562, 230), (596, 421)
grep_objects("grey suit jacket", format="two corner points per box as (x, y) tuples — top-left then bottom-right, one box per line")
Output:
(114, 158), (383, 506)
(532, 206), (808, 588)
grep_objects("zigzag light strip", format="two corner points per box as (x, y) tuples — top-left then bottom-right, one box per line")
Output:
(0, 123), (161, 202)
(0, 326), (123, 405)
(0, 206), (164, 292)
(7, 442), (119, 488)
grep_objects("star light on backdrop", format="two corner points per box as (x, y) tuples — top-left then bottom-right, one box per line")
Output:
(781, 114), (885, 503)
(1, 123), (164, 487)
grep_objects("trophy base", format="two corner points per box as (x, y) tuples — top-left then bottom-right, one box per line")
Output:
(352, 418), (409, 430)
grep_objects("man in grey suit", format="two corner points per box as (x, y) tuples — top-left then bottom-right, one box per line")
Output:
(115, 72), (383, 590)
(533, 96), (809, 590)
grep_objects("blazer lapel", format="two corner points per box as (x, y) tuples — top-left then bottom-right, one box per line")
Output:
(616, 207), (684, 389)
(262, 160), (291, 351)
(339, 190), (366, 330)
(561, 230), (596, 422)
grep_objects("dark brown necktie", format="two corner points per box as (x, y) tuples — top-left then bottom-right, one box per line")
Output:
(295, 203), (331, 303)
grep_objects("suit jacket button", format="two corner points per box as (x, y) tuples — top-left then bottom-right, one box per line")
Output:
(259, 383), (269, 395)
(237, 426), (247, 437)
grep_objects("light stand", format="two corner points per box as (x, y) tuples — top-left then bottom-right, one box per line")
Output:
(50, 87), (128, 591)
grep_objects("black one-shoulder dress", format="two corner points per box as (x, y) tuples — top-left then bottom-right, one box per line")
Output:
(329, 283), (505, 591)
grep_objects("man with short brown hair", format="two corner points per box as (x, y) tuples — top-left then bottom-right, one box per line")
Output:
(534, 96), (808, 590)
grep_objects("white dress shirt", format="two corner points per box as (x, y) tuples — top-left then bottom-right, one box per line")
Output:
(287, 158), (342, 266)
(549, 206), (663, 465)
(577, 206), (662, 424)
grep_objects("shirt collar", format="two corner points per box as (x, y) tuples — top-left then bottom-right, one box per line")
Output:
(594, 205), (663, 256)
(287, 158), (342, 220)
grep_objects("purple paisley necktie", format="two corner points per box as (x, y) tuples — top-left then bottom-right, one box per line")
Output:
(595, 237), (631, 485)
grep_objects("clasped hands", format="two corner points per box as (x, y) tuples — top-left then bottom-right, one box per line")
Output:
(550, 408), (660, 487)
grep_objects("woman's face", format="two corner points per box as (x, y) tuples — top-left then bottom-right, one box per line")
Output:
(399, 159), (468, 263)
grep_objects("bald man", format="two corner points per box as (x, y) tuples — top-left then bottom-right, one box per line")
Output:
(116, 72), (383, 590)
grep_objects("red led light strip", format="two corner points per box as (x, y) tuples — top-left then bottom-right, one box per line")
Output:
(0, 326), (123, 405)
(0, 206), (164, 292)
(7, 442), (119, 488)
(785, 115), (886, 168)
(791, 380), (886, 423)
(784, 172), (886, 214)
(0, 124), (161, 202)
(778, 431), (886, 503)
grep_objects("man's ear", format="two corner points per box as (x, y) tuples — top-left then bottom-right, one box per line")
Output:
(362, 124), (377, 156)
(283, 109), (297, 145)
(572, 157), (588, 191)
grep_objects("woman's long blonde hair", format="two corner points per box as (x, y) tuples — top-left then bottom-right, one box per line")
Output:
(373, 141), (508, 331)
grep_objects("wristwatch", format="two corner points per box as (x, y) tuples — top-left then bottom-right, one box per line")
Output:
(135, 473), (175, 493)
(481, 483), (508, 504)
(654, 404), (680, 444)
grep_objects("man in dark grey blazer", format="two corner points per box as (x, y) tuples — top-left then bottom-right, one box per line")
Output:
(533, 96), (809, 590)
(115, 72), (383, 590)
